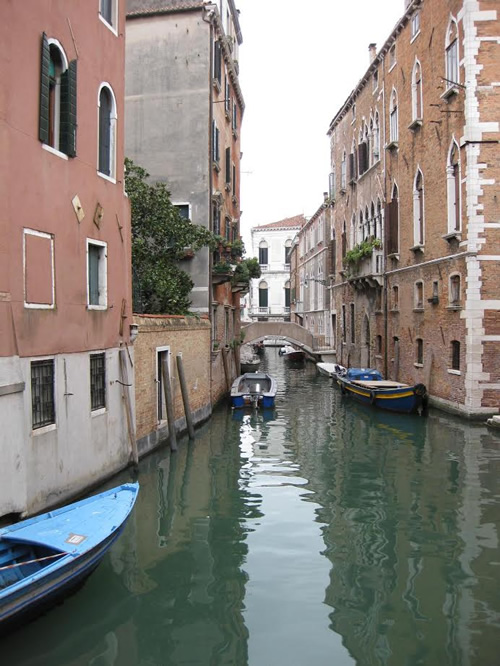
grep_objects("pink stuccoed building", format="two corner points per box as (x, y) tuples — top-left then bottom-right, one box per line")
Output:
(0, 1), (134, 518)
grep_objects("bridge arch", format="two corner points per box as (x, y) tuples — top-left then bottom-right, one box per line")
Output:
(242, 321), (314, 351)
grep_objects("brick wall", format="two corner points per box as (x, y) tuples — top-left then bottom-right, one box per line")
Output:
(133, 314), (211, 452)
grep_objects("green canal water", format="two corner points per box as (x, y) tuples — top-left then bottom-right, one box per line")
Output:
(3, 349), (500, 665)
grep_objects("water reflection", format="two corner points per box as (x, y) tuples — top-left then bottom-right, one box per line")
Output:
(2, 349), (500, 666)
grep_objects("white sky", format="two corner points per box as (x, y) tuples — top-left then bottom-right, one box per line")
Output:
(237, 0), (406, 251)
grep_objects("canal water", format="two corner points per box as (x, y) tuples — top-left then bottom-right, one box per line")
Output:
(3, 349), (500, 666)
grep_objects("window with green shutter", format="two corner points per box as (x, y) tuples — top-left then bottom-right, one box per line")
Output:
(39, 33), (77, 156)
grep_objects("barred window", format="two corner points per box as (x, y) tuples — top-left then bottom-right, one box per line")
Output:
(31, 359), (55, 429)
(90, 353), (106, 410)
(451, 340), (460, 371)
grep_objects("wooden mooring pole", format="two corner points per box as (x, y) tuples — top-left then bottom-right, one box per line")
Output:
(161, 355), (177, 452)
(119, 348), (138, 467)
(176, 353), (195, 440)
(222, 347), (231, 392)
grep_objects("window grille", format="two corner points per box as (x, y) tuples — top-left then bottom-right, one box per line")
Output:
(90, 353), (106, 410)
(31, 359), (55, 429)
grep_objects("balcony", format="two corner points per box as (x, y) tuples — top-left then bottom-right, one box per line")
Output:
(250, 306), (291, 320)
(346, 249), (384, 288)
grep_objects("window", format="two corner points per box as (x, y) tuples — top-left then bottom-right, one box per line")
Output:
(39, 34), (77, 156)
(349, 141), (357, 183)
(342, 305), (346, 342)
(413, 169), (425, 246)
(224, 216), (231, 240)
(375, 199), (382, 240)
(376, 335), (382, 354)
(174, 204), (190, 220)
(213, 40), (222, 85)
(258, 241), (268, 266)
(449, 274), (461, 306)
(225, 75), (231, 114)
(389, 44), (396, 69)
(232, 164), (236, 197)
(386, 183), (399, 255)
(329, 170), (336, 200)
(258, 281), (268, 308)
(411, 61), (423, 123)
(331, 314), (337, 349)
(341, 220), (347, 260)
(350, 303), (355, 343)
(341, 151), (347, 191)
(411, 11), (420, 39)
(212, 202), (221, 235)
(98, 84), (117, 178)
(447, 141), (461, 233)
(373, 112), (380, 162)
(232, 101), (238, 132)
(373, 69), (379, 92)
(87, 240), (107, 309)
(352, 103), (356, 123)
(99, 0), (117, 31)
(284, 281), (291, 308)
(284, 239), (292, 265)
(225, 147), (231, 187)
(212, 120), (220, 164)
(451, 340), (460, 371)
(415, 281), (424, 309)
(90, 353), (106, 411)
(389, 89), (398, 144)
(31, 359), (55, 429)
(392, 285), (399, 310)
(445, 18), (459, 92)
(416, 338), (424, 365)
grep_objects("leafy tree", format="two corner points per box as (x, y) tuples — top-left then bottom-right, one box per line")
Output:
(125, 158), (216, 314)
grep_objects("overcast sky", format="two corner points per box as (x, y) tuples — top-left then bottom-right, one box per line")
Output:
(237, 0), (405, 250)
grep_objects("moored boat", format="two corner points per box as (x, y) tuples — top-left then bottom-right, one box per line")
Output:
(278, 344), (305, 362)
(316, 362), (346, 379)
(337, 368), (428, 414)
(230, 372), (277, 409)
(0, 483), (139, 632)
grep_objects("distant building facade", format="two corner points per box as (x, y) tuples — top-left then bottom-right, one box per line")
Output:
(324, 0), (499, 418)
(125, 0), (244, 403)
(249, 215), (306, 323)
(0, 0), (134, 517)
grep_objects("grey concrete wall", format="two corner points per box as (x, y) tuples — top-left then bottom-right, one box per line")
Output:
(125, 13), (212, 312)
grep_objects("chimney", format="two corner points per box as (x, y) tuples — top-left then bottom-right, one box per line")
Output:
(368, 43), (377, 64)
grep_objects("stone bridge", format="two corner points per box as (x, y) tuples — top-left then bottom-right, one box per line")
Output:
(242, 321), (315, 352)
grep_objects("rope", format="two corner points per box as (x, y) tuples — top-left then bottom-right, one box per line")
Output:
(0, 550), (69, 572)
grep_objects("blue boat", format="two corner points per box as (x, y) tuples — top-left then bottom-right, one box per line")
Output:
(337, 368), (428, 414)
(0, 482), (139, 632)
(230, 372), (277, 409)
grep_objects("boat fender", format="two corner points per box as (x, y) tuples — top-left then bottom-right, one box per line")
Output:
(370, 390), (376, 405)
(414, 383), (427, 397)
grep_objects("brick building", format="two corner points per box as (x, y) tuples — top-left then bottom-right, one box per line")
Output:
(0, 1), (134, 517)
(324, 0), (499, 418)
(125, 0), (244, 404)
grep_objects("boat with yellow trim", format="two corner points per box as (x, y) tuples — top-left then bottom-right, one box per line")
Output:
(337, 368), (428, 414)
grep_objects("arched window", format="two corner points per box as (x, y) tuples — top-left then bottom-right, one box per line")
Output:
(284, 280), (291, 309)
(258, 240), (268, 266)
(445, 17), (459, 92)
(358, 210), (364, 245)
(284, 239), (292, 265)
(373, 112), (380, 162)
(449, 274), (461, 306)
(370, 203), (375, 238)
(341, 150), (347, 190)
(350, 213), (356, 248)
(389, 89), (398, 143)
(387, 183), (399, 254)
(39, 35), (77, 156)
(412, 60), (423, 122)
(376, 198), (382, 240)
(413, 169), (425, 246)
(447, 140), (461, 233)
(342, 220), (347, 259)
(258, 281), (268, 309)
(98, 84), (117, 178)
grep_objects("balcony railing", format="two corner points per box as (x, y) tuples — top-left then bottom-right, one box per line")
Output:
(250, 306), (290, 318)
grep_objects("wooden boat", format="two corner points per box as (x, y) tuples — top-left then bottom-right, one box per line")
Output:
(316, 362), (346, 379)
(0, 482), (139, 632)
(278, 344), (305, 362)
(337, 368), (428, 414)
(230, 372), (277, 409)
